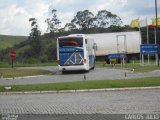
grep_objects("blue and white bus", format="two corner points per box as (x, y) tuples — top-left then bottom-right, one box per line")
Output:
(57, 34), (97, 73)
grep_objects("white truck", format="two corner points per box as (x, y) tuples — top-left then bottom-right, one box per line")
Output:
(88, 31), (142, 56)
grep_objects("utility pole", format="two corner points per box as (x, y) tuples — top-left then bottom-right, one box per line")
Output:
(155, 0), (159, 67)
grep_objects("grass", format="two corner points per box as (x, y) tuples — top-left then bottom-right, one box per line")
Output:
(0, 77), (159, 92)
(96, 61), (160, 72)
(0, 68), (52, 78)
(0, 35), (27, 50)
(1, 61), (159, 73)
(0, 61), (57, 68)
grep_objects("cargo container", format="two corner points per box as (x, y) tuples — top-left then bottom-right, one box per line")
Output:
(88, 31), (142, 56)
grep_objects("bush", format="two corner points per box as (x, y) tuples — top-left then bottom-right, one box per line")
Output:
(40, 56), (48, 63)
(25, 58), (39, 64)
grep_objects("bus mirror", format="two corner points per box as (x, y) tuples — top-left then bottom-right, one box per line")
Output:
(93, 43), (98, 51)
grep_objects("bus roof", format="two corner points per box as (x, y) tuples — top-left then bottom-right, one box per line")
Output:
(68, 34), (87, 37)
(58, 34), (89, 39)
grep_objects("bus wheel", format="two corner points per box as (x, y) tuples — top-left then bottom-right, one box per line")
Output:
(62, 71), (66, 74)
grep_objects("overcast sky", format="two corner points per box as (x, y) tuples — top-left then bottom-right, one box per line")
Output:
(0, 0), (159, 36)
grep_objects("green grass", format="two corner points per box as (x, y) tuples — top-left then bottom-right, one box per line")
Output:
(0, 68), (52, 78)
(0, 35), (27, 49)
(0, 61), (57, 68)
(1, 61), (159, 73)
(0, 77), (159, 92)
(96, 61), (160, 72)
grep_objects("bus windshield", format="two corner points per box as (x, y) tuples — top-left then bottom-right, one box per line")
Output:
(59, 37), (83, 47)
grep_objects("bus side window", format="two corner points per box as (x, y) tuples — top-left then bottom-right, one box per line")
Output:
(85, 39), (87, 44)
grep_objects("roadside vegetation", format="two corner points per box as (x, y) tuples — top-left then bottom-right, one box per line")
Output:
(0, 8), (159, 66)
(0, 61), (159, 73)
(96, 61), (160, 72)
(0, 35), (27, 50)
(0, 68), (52, 78)
(0, 61), (57, 68)
(0, 77), (159, 92)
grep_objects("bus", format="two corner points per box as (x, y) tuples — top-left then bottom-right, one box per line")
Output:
(57, 34), (97, 73)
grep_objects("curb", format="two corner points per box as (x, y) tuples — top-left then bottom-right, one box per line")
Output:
(0, 86), (160, 95)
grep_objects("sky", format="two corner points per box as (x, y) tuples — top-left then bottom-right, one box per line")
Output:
(0, 0), (159, 36)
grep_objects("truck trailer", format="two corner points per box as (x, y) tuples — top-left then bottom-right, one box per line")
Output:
(88, 31), (142, 56)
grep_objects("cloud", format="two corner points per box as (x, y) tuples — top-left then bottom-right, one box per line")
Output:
(122, 0), (160, 25)
(89, 0), (127, 13)
(0, 0), (159, 35)
(58, 11), (74, 27)
(0, 4), (30, 35)
(88, 0), (160, 25)
(123, 0), (160, 18)
(0, 0), (50, 35)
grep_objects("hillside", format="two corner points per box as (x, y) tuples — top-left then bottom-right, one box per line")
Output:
(0, 33), (57, 63)
(0, 35), (28, 49)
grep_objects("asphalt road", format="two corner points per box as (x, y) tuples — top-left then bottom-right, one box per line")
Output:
(0, 89), (160, 115)
(0, 66), (160, 85)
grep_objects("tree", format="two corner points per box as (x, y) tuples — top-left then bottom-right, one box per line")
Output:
(29, 18), (42, 57)
(64, 23), (77, 31)
(29, 18), (41, 37)
(45, 9), (61, 35)
(71, 10), (94, 30)
(94, 10), (122, 28)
